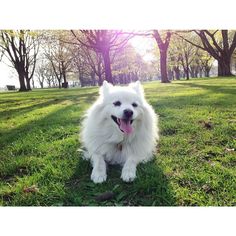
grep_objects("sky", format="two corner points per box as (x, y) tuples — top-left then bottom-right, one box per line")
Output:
(130, 36), (156, 61)
(0, 35), (156, 88)
(0, 61), (19, 88)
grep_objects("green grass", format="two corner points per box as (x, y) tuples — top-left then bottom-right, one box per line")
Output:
(0, 77), (236, 206)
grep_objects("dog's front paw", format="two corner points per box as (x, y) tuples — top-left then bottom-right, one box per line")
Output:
(121, 168), (136, 182)
(91, 170), (107, 183)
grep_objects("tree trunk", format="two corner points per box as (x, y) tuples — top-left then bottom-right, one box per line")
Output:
(160, 50), (170, 83)
(199, 68), (203, 78)
(174, 67), (180, 80)
(217, 57), (232, 76)
(79, 76), (85, 87)
(190, 68), (195, 78)
(25, 77), (31, 90)
(97, 62), (103, 86)
(186, 69), (190, 80)
(102, 49), (113, 84)
(32, 78), (35, 89)
(58, 79), (61, 88)
(61, 62), (67, 85)
(205, 68), (210, 77)
(190, 65), (197, 78)
(48, 80), (51, 88)
(168, 69), (173, 80)
(194, 68), (199, 78)
(185, 68), (190, 80)
(40, 81), (44, 88)
(98, 74), (103, 86)
(18, 72), (27, 92)
(63, 72), (67, 84)
(90, 71), (96, 86)
(134, 71), (138, 81)
(52, 79), (56, 87)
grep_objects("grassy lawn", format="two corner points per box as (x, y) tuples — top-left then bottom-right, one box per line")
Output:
(0, 77), (235, 206)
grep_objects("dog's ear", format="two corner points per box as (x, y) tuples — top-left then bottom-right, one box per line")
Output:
(100, 80), (113, 97)
(129, 81), (144, 98)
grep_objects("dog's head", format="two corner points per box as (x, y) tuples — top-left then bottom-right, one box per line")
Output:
(99, 81), (145, 135)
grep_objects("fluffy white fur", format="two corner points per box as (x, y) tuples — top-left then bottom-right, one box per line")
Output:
(81, 81), (159, 183)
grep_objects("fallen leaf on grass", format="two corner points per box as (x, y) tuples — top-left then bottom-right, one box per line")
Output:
(202, 184), (214, 193)
(225, 148), (234, 153)
(23, 185), (39, 193)
(198, 120), (213, 129)
(95, 191), (115, 202)
(204, 122), (213, 129)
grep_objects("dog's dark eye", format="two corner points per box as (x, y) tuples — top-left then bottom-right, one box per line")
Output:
(132, 102), (138, 107)
(113, 101), (121, 106)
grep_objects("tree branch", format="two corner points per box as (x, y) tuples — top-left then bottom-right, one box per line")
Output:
(175, 32), (206, 51)
(229, 32), (236, 55)
(203, 30), (223, 54)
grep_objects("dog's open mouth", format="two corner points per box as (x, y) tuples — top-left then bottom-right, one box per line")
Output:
(111, 115), (133, 134)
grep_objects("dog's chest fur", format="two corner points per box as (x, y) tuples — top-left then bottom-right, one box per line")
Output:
(103, 136), (134, 165)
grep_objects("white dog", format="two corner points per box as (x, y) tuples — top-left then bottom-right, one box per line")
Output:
(81, 81), (159, 183)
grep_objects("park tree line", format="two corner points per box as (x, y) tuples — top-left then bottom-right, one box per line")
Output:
(0, 30), (235, 91)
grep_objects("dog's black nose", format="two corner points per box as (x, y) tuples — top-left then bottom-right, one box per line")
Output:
(123, 109), (133, 119)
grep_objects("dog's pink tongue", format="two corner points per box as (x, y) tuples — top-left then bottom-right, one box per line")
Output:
(119, 119), (133, 134)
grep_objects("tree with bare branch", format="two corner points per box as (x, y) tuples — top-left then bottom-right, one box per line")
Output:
(0, 30), (40, 91)
(177, 36), (199, 80)
(44, 31), (74, 88)
(177, 30), (236, 76)
(71, 44), (105, 86)
(70, 30), (133, 84)
(35, 57), (50, 88)
(198, 51), (213, 77)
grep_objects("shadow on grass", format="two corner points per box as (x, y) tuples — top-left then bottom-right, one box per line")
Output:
(0, 103), (85, 206)
(64, 158), (176, 206)
(149, 91), (235, 110)
(175, 82), (236, 95)
(0, 91), (98, 119)
(0, 103), (80, 151)
(0, 99), (65, 119)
